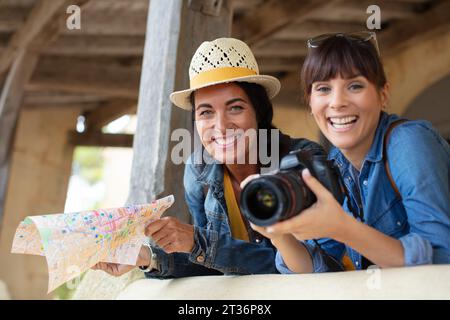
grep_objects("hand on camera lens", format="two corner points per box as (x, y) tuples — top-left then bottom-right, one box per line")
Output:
(250, 222), (281, 240)
(264, 169), (349, 241)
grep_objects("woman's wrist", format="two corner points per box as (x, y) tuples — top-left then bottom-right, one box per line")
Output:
(332, 210), (360, 243)
(138, 241), (158, 271)
(272, 234), (313, 273)
(270, 234), (298, 248)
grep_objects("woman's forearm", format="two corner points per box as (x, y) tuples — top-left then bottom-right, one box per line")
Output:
(336, 214), (405, 268)
(272, 235), (313, 273)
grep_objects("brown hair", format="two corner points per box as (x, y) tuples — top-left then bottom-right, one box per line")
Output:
(301, 35), (387, 104)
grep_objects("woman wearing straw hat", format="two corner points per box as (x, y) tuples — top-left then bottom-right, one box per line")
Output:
(93, 38), (325, 277)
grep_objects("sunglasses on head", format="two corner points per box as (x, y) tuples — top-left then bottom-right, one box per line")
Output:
(307, 31), (380, 56)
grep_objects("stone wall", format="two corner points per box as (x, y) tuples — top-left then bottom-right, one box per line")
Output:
(0, 108), (78, 299)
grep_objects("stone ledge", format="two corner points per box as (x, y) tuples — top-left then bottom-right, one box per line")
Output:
(0, 280), (11, 300)
(116, 265), (450, 300)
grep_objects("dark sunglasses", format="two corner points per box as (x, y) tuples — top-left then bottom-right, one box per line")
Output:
(307, 31), (380, 56)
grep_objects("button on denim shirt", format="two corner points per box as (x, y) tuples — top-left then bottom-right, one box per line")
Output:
(145, 134), (325, 278)
(277, 112), (450, 273)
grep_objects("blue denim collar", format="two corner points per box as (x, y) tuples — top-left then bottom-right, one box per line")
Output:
(190, 148), (224, 192)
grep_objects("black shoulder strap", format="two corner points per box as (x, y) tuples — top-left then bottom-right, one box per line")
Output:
(383, 119), (408, 199)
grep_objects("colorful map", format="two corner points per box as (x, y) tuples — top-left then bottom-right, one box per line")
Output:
(11, 195), (174, 293)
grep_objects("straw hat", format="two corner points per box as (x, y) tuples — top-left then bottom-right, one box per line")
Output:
(170, 38), (281, 110)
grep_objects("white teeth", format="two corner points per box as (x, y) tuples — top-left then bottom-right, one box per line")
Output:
(214, 134), (241, 146)
(329, 116), (358, 125)
(331, 122), (353, 129)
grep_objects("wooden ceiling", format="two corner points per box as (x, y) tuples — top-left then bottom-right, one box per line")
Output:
(1, 0), (449, 126)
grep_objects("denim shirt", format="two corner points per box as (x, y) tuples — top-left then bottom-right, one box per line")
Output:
(145, 133), (325, 278)
(277, 112), (450, 273)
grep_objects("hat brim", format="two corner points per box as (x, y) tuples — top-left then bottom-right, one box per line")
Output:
(169, 75), (281, 110)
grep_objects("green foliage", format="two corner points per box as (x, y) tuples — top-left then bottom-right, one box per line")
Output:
(73, 147), (104, 185)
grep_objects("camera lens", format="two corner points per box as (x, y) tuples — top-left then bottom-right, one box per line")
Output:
(241, 179), (285, 226)
(240, 172), (315, 226)
(248, 187), (278, 220)
(240, 150), (345, 227)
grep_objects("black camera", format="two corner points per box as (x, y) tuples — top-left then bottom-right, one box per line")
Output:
(240, 150), (345, 226)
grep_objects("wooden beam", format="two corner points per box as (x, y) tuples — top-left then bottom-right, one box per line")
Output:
(0, 0), (66, 75)
(233, 0), (332, 47)
(189, 0), (225, 16)
(305, 0), (422, 22)
(0, 0), (91, 74)
(0, 7), (28, 33)
(273, 20), (365, 41)
(257, 56), (304, 73)
(379, 0), (450, 57)
(28, 56), (141, 98)
(0, 34), (11, 48)
(253, 40), (308, 58)
(59, 9), (148, 36)
(23, 91), (105, 110)
(84, 98), (137, 130)
(44, 35), (145, 56)
(0, 0), (35, 7)
(234, 0), (423, 50)
(0, 50), (39, 225)
(0, 1), (148, 36)
(23, 91), (108, 106)
(68, 131), (133, 147)
(82, 0), (149, 11)
(23, 102), (98, 111)
(232, 0), (263, 15)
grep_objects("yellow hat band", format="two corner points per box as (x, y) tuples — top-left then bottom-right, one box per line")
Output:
(190, 67), (258, 89)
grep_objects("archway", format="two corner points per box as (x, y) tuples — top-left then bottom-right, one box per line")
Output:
(403, 73), (450, 141)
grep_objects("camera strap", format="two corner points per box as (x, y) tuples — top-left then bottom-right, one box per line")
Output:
(383, 119), (408, 199)
(313, 239), (345, 272)
(360, 120), (408, 269)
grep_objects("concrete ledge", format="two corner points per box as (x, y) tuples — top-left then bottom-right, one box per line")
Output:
(117, 265), (450, 300)
(0, 280), (11, 300)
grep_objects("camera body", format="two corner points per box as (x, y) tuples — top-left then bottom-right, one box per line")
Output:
(240, 150), (345, 226)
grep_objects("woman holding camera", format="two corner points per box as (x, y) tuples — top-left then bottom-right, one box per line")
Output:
(93, 38), (324, 277)
(249, 32), (450, 273)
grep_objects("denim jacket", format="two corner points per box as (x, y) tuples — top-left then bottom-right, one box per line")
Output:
(146, 132), (325, 278)
(277, 112), (450, 273)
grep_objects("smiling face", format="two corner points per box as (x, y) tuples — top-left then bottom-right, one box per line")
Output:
(309, 75), (388, 163)
(301, 35), (389, 168)
(193, 82), (258, 164)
